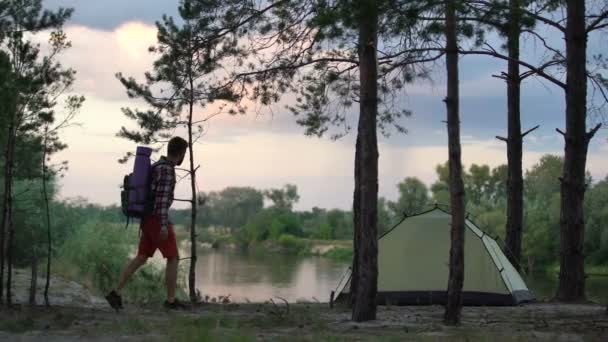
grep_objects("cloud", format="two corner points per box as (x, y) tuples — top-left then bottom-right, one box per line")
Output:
(44, 0), (178, 31)
(31, 22), (158, 102)
(55, 118), (608, 211)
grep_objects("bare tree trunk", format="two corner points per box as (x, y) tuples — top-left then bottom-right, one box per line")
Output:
(187, 73), (198, 303)
(6, 155), (14, 306)
(29, 253), (38, 305)
(444, 0), (466, 326)
(0, 154), (7, 305)
(0, 121), (14, 304)
(556, 0), (597, 302)
(504, 0), (524, 272)
(350, 135), (361, 309)
(42, 133), (52, 306)
(2, 127), (15, 305)
(352, 0), (379, 322)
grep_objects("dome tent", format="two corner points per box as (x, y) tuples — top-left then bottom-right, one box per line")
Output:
(333, 206), (535, 306)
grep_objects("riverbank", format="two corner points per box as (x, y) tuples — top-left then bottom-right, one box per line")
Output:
(1, 302), (606, 341)
(10, 268), (106, 308)
(180, 228), (353, 261)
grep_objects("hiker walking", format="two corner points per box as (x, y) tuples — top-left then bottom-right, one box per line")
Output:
(106, 136), (189, 311)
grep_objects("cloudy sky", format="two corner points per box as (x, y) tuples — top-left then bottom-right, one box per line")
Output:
(40, 0), (608, 210)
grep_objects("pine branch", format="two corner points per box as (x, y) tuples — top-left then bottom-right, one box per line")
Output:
(459, 46), (566, 90)
(383, 52), (446, 75)
(589, 73), (608, 107)
(586, 123), (602, 142)
(467, 0), (566, 33)
(520, 60), (563, 81)
(587, 10), (608, 33)
(414, 15), (503, 28)
(521, 125), (540, 138)
(192, 1), (288, 49)
(521, 29), (565, 61)
(223, 57), (359, 91)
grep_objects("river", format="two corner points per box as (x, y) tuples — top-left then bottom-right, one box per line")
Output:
(190, 249), (608, 304)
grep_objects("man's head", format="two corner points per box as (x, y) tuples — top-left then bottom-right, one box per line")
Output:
(167, 137), (188, 166)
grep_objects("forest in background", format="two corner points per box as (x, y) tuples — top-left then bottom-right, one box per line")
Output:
(5, 154), (605, 280)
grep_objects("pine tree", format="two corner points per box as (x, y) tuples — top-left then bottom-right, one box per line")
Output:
(443, 0), (466, 325)
(0, 1), (73, 305)
(116, 0), (243, 303)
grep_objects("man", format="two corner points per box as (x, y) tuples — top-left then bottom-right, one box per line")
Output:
(106, 136), (189, 310)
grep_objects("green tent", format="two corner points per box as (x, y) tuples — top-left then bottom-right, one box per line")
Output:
(333, 207), (535, 306)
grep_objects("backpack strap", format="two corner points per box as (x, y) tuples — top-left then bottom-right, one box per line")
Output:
(144, 159), (172, 215)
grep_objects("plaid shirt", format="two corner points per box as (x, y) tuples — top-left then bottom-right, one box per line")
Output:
(151, 156), (176, 233)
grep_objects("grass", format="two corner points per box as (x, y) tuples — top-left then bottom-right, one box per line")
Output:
(0, 316), (35, 333)
(102, 304), (327, 341)
(105, 315), (153, 335)
(2, 303), (606, 342)
(168, 315), (255, 342)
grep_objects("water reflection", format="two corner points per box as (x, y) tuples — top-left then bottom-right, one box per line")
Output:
(193, 249), (349, 303)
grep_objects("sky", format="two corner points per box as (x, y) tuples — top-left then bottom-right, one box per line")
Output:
(38, 0), (608, 211)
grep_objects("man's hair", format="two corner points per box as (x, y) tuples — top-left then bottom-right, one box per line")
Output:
(167, 137), (188, 156)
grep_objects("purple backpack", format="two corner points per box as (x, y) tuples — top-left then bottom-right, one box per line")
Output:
(120, 146), (168, 227)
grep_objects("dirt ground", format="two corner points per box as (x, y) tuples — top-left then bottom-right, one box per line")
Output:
(0, 301), (607, 341)
(4, 269), (608, 341)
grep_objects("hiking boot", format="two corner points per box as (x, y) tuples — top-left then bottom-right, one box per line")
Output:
(163, 299), (190, 310)
(105, 290), (123, 312)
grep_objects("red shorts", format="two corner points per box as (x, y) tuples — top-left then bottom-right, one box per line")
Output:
(137, 215), (179, 259)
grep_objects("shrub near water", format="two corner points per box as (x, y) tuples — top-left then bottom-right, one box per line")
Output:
(277, 234), (310, 255)
(322, 247), (353, 262)
(56, 222), (170, 303)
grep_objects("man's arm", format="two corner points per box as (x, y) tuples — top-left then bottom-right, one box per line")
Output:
(153, 164), (174, 234)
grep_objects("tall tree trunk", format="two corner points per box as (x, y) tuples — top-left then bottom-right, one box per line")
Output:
(6, 143), (14, 305)
(1, 124), (15, 305)
(352, 0), (379, 322)
(29, 253), (38, 305)
(187, 75), (198, 303)
(0, 125), (11, 304)
(350, 135), (361, 309)
(504, 0), (523, 271)
(42, 133), (52, 306)
(556, 0), (593, 302)
(444, 0), (466, 326)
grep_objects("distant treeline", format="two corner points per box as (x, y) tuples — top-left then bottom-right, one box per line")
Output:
(3, 154), (606, 274)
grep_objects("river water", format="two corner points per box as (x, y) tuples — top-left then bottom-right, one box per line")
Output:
(192, 249), (348, 303)
(190, 249), (607, 304)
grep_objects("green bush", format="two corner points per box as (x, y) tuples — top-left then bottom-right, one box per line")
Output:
(244, 208), (304, 242)
(277, 234), (310, 255)
(55, 221), (178, 303)
(322, 247), (353, 262)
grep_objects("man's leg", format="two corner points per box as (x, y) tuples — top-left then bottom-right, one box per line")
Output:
(116, 254), (148, 293)
(165, 256), (178, 303)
